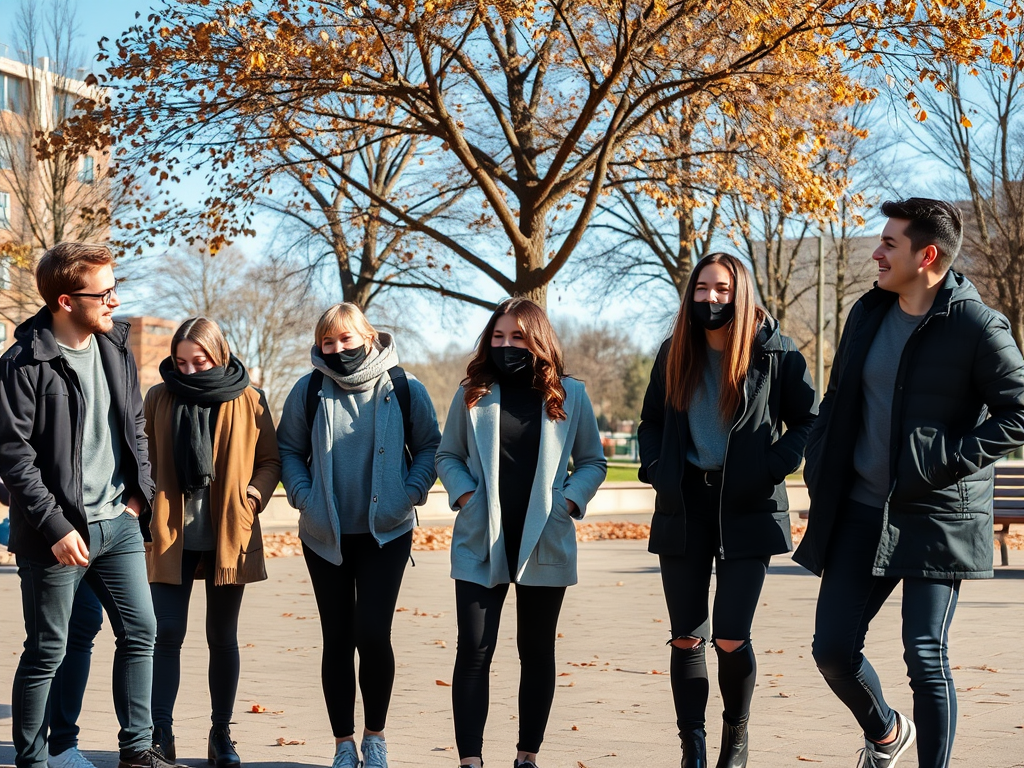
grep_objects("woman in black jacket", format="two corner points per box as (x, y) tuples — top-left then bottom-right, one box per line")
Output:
(638, 253), (817, 768)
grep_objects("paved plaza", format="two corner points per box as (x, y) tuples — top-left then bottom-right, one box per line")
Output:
(1, 535), (1023, 768)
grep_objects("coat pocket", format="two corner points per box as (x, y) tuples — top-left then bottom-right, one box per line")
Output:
(452, 490), (488, 563)
(894, 422), (955, 501)
(537, 491), (574, 565)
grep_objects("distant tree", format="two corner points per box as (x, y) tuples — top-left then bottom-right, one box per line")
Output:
(147, 246), (320, 417)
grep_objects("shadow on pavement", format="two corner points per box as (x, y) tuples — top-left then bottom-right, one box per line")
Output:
(0, 704), (10, 719)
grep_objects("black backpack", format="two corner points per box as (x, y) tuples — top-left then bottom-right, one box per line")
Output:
(304, 366), (414, 467)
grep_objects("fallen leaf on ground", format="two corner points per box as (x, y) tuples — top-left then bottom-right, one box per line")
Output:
(796, 757), (822, 762)
(275, 738), (305, 746)
(436, 679), (451, 686)
(250, 704), (266, 713)
(571, 724), (579, 731)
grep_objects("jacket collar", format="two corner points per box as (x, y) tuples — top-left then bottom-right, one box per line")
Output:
(858, 270), (979, 319)
(755, 314), (784, 353)
(14, 307), (131, 362)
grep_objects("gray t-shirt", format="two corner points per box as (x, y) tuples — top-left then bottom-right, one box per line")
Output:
(331, 387), (376, 535)
(183, 486), (216, 551)
(59, 337), (127, 523)
(686, 348), (730, 471)
(850, 301), (925, 507)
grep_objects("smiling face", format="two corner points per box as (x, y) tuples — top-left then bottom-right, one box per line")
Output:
(693, 261), (734, 304)
(61, 264), (119, 335)
(873, 218), (931, 293)
(491, 312), (528, 348)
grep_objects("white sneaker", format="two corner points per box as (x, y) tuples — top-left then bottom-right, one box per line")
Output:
(49, 748), (98, 768)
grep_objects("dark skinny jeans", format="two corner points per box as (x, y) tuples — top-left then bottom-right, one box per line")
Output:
(48, 582), (104, 756)
(811, 500), (960, 768)
(14, 511), (156, 768)
(302, 532), (412, 738)
(659, 468), (770, 736)
(151, 549), (246, 729)
(451, 579), (567, 760)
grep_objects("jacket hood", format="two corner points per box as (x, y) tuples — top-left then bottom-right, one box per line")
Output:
(755, 313), (784, 352)
(14, 307), (131, 362)
(310, 331), (399, 392)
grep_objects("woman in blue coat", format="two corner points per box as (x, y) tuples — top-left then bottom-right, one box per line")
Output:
(436, 297), (607, 768)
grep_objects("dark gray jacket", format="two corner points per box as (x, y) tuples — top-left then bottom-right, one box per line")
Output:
(0, 309), (154, 565)
(638, 317), (818, 559)
(794, 272), (1024, 579)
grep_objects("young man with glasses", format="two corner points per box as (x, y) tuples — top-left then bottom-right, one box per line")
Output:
(795, 199), (1024, 768)
(0, 242), (187, 768)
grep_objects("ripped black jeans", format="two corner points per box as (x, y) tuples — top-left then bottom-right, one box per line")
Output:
(658, 470), (770, 735)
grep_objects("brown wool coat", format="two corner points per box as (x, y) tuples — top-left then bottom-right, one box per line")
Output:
(144, 384), (281, 586)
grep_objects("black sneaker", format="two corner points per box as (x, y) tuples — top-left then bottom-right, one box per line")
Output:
(856, 711), (916, 767)
(118, 748), (190, 768)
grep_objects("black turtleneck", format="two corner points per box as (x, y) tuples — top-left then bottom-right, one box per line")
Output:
(497, 366), (543, 580)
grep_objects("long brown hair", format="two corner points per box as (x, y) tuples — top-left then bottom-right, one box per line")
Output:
(665, 253), (765, 420)
(462, 297), (568, 421)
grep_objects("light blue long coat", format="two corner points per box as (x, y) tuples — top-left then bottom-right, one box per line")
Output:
(435, 377), (607, 588)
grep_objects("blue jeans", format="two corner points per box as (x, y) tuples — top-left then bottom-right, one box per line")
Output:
(49, 582), (104, 756)
(811, 501), (960, 768)
(13, 512), (157, 768)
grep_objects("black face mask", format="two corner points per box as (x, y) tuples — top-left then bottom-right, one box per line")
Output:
(322, 345), (368, 376)
(490, 346), (534, 377)
(692, 301), (735, 331)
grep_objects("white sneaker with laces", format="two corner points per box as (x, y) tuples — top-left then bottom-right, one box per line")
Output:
(49, 748), (98, 768)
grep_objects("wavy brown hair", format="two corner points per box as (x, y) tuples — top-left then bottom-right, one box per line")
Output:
(665, 253), (766, 420)
(171, 317), (231, 367)
(462, 297), (567, 421)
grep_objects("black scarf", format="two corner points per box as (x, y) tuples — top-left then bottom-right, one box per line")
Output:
(159, 355), (251, 498)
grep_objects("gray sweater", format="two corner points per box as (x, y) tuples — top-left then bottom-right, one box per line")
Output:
(277, 333), (442, 564)
(59, 338), (126, 523)
(851, 301), (924, 507)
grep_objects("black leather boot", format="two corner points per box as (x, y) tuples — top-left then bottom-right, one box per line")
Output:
(208, 724), (241, 768)
(715, 716), (748, 768)
(680, 728), (708, 768)
(152, 726), (175, 761)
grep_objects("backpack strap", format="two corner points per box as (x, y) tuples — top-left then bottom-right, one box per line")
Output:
(389, 366), (414, 467)
(303, 369), (325, 464)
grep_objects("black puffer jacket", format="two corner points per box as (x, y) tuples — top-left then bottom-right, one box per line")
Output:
(638, 317), (818, 559)
(0, 309), (155, 565)
(793, 272), (1024, 580)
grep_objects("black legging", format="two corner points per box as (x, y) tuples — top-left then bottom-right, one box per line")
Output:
(302, 532), (412, 738)
(452, 579), (566, 760)
(659, 472), (770, 736)
(151, 549), (245, 729)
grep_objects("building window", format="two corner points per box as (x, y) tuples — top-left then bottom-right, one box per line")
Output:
(78, 155), (95, 184)
(0, 141), (10, 170)
(1, 75), (25, 113)
(0, 192), (10, 229)
(0, 261), (8, 290)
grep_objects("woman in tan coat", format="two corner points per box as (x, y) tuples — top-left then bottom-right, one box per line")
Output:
(143, 318), (280, 768)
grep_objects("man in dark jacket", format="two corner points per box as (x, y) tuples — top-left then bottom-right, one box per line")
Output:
(794, 199), (1024, 768)
(0, 243), (187, 768)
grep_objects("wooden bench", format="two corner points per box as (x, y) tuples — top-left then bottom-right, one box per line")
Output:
(993, 461), (1024, 566)
(795, 461), (1024, 566)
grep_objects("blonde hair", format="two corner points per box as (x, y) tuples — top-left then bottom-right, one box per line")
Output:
(171, 317), (231, 367)
(315, 303), (378, 350)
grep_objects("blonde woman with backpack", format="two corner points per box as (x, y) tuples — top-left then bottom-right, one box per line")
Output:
(277, 303), (441, 768)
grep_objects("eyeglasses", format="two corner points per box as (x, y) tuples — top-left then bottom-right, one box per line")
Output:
(69, 279), (120, 306)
